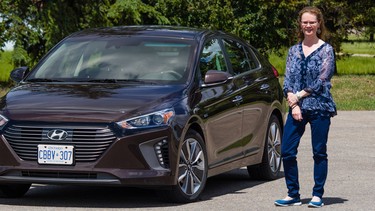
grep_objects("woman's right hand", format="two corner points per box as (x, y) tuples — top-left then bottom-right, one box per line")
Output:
(287, 92), (298, 107)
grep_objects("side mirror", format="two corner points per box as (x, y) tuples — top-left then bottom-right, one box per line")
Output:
(10, 66), (29, 83)
(202, 70), (232, 87)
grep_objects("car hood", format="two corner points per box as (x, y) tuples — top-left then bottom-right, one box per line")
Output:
(1, 83), (186, 122)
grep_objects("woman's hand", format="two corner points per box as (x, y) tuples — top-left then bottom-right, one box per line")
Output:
(287, 92), (299, 107)
(292, 105), (303, 121)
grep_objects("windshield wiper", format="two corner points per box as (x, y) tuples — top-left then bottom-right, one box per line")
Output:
(116, 79), (160, 85)
(84, 79), (118, 83)
(84, 79), (159, 85)
(27, 78), (64, 82)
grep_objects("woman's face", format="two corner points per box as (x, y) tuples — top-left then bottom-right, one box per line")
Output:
(300, 12), (320, 38)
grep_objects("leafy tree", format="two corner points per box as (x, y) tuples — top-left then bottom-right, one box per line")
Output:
(1, 0), (373, 69)
(154, 0), (301, 55)
(107, 0), (169, 25)
(1, 0), (115, 66)
(0, 0), (169, 66)
(346, 0), (375, 41)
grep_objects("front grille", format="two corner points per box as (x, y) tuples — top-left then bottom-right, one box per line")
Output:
(3, 124), (116, 162)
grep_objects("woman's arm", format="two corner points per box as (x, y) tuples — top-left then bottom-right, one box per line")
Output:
(303, 45), (335, 95)
(283, 48), (294, 97)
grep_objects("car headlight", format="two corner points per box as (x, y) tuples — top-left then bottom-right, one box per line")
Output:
(117, 109), (175, 129)
(0, 114), (9, 129)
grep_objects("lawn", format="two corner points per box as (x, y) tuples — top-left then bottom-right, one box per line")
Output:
(341, 42), (375, 55)
(269, 48), (375, 76)
(330, 75), (375, 110)
(269, 34), (375, 110)
(336, 56), (375, 75)
(278, 75), (375, 111)
(0, 51), (14, 82)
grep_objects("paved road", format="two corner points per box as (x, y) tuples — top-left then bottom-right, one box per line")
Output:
(0, 111), (374, 210)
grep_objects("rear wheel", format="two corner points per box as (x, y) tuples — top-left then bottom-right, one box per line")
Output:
(164, 130), (208, 203)
(0, 184), (31, 198)
(247, 114), (282, 180)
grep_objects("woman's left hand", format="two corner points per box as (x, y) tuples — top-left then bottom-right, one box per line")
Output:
(292, 106), (303, 121)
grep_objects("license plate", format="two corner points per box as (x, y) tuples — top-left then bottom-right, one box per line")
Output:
(38, 145), (74, 165)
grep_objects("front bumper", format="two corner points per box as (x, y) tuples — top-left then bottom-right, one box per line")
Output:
(0, 127), (178, 187)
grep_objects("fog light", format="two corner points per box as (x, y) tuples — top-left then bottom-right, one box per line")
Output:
(154, 139), (169, 168)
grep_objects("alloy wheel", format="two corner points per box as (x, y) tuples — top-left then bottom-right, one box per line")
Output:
(267, 121), (282, 173)
(178, 137), (206, 196)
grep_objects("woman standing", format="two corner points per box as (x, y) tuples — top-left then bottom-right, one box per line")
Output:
(274, 6), (337, 208)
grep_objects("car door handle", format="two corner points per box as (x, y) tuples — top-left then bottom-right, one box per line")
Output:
(232, 95), (243, 104)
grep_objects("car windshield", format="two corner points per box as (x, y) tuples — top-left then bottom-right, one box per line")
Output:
(26, 36), (194, 84)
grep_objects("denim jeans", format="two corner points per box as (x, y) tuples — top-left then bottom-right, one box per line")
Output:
(282, 112), (331, 199)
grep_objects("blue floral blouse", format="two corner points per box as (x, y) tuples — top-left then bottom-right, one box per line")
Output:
(283, 42), (337, 117)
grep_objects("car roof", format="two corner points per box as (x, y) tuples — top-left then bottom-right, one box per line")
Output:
(70, 25), (219, 41)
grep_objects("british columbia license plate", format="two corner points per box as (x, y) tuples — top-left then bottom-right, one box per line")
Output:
(38, 145), (74, 165)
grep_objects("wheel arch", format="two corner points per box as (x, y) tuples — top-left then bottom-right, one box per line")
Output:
(187, 122), (205, 142)
(271, 108), (285, 135)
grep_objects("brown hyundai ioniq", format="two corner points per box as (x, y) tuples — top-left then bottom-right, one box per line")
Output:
(0, 26), (285, 202)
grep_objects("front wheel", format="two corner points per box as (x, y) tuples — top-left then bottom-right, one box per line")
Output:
(247, 114), (282, 180)
(0, 184), (31, 198)
(164, 130), (208, 203)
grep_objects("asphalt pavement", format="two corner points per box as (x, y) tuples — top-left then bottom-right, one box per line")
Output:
(0, 111), (374, 210)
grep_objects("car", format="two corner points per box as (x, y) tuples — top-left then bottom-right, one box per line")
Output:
(0, 25), (285, 203)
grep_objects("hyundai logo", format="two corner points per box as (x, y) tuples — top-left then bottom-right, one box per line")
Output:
(47, 129), (69, 141)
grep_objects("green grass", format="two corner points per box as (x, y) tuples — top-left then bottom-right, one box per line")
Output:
(269, 47), (375, 76)
(336, 56), (375, 75)
(269, 51), (287, 75)
(341, 42), (375, 55)
(0, 51), (14, 82)
(346, 33), (372, 42)
(279, 75), (375, 110)
(331, 75), (375, 110)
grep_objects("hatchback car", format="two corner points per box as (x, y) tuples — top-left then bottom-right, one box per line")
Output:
(0, 26), (285, 202)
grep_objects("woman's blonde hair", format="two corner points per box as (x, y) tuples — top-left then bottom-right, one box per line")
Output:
(297, 6), (327, 41)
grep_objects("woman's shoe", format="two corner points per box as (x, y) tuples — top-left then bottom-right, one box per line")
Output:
(308, 198), (324, 208)
(274, 197), (302, 206)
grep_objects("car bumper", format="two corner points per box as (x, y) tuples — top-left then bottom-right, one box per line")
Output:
(0, 127), (178, 187)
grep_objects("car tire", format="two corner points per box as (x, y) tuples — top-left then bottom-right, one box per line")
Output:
(247, 114), (282, 180)
(164, 130), (208, 203)
(0, 184), (31, 198)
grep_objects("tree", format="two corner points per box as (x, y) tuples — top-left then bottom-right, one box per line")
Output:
(154, 0), (302, 55)
(346, 0), (375, 41)
(0, 0), (169, 66)
(107, 0), (169, 25)
(1, 0), (115, 66)
(1, 0), (373, 68)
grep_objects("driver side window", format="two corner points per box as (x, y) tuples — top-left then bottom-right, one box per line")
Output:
(199, 39), (227, 80)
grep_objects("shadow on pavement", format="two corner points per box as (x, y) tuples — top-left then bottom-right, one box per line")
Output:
(301, 197), (349, 206)
(0, 168), (283, 209)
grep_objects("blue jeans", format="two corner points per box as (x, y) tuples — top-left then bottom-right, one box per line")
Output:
(282, 112), (331, 199)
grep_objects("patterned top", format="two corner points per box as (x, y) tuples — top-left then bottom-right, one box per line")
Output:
(283, 42), (337, 117)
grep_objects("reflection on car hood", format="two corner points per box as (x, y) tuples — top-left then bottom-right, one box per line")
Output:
(1, 83), (185, 122)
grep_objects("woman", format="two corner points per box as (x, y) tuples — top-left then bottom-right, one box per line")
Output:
(274, 6), (337, 208)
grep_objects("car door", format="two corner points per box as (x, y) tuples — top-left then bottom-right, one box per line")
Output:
(196, 37), (244, 168)
(221, 37), (269, 159)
